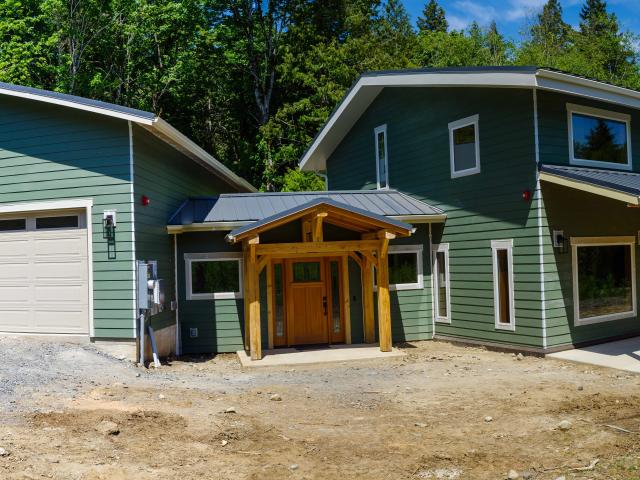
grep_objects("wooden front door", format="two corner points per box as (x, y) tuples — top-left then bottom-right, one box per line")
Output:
(286, 259), (328, 345)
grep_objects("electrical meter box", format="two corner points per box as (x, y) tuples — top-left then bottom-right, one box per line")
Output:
(137, 260), (165, 314)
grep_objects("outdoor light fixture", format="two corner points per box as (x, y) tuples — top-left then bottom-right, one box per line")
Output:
(552, 230), (567, 253)
(141, 195), (150, 206)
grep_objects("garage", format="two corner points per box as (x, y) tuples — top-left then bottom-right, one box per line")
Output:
(0, 210), (90, 335)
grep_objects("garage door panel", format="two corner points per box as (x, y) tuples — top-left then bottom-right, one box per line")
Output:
(34, 284), (88, 303)
(0, 210), (89, 335)
(33, 261), (88, 282)
(0, 285), (31, 302)
(0, 262), (30, 282)
(33, 236), (87, 257)
(34, 308), (88, 332)
(0, 310), (31, 330)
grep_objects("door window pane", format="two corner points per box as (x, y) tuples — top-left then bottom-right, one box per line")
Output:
(274, 263), (285, 337)
(436, 251), (448, 318)
(36, 215), (79, 229)
(453, 123), (477, 172)
(0, 219), (26, 231)
(577, 245), (633, 319)
(292, 262), (321, 282)
(330, 261), (341, 334)
(572, 113), (628, 165)
(191, 260), (240, 294)
(496, 249), (511, 324)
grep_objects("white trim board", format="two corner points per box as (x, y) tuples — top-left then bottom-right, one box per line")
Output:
(491, 239), (516, 331)
(432, 243), (451, 324)
(538, 171), (640, 205)
(184, 252), (244, 300)
(448, 114), (480, 179)
(374, 124), (389, 189)
(300, 68), (640, 172)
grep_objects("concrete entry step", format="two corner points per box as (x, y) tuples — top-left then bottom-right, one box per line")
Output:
(237, 344), (405, 368)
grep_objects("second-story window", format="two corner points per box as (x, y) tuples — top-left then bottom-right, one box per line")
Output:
(567, 103), (632, 170)
(374, 124), (388, 189)
(449, 114), (480, 178)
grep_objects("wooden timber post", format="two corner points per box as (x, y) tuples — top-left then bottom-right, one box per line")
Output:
(362, 255), (375, 343)
(266, 260), (274, 350)
(246, 236), (262, 360)
(341, 256), (352, 344)
(377, 230), (394, 352)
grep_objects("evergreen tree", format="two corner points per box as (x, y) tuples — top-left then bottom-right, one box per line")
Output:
(580, 0), (609, 35)
(417, 0), (447, 34)
(530, 0), (569, 56)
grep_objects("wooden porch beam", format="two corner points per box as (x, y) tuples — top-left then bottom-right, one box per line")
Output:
(246, 245), (262, 360)
(311, 211), (327, 242)
(348, 252), (363, 269)
(255, 240), (380, 256)
(266, 261), (274, 350)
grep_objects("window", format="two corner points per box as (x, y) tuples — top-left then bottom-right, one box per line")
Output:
(491, 240), (515, 330)
(571, 237), (636, 325)
(0, 218), (26, 231)
(185, 253), (243, 300)
(432, 243), (450, 323)
(449, 114), (480, 178)
(36, 215), (79, 229)
(567, 103), (632, 170)
(374, 124), (389, 189)
(375, 245), (423, 291)
(292, 261), (321, 282)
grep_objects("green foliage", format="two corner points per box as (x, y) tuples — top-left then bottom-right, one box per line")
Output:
(281, 169), (326, 192)
(417, 0), (447, 34)
(0, 0), (638, 191)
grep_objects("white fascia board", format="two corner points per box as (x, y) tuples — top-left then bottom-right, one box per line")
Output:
(536, 70), (640, 110)
(0, 87), (155, 125)
(300, 72), (537, 172)
(149, 119), (257, 193)
(166, 221), (251, 234)
(0, 198), (93, 214)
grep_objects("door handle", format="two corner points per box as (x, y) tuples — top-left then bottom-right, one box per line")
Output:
(323, 296), (328, 316)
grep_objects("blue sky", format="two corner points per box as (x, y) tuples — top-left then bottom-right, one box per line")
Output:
(403, 0), (639, 41)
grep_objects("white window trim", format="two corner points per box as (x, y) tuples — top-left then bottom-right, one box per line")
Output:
(491, 239), (515, 331)
(432, 243), (451, 324)
(374, 124), (389, 190)
(185, 252), (243, 300)
(449, 114), (480, 178)
(373, 245), (424, 291)
(566, 103), (633, 171)
(571, 236), (637, 326)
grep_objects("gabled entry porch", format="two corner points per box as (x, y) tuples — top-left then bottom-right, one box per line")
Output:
(225, 198), (414, 360)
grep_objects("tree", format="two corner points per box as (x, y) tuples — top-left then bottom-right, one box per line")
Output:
(529, 0), (569, 60)
(580, 0), (609, 35)
(417, 0), (447, 34)
(281, 169), (326, 191)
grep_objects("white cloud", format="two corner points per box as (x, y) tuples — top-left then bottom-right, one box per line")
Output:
(452, 1), (498, 24)
(448, 14), (472, 31)
(504, 0), (547, 21)
(449, 0), (546, 28)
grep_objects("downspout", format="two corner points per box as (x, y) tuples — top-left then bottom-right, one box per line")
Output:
(174, 233), (181, 356)
(429, 223), (435, 339)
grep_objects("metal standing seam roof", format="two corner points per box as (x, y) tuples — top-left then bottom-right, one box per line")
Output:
(167, 190), (445, 226)
(540, 164), (640, 196)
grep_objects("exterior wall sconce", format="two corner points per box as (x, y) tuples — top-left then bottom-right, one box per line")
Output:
(552, 230), (567, 253)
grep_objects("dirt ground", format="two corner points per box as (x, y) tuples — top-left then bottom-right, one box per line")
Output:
(1, 338), (640, 480)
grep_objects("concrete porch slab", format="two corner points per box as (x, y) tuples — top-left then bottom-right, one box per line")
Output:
(237, 344), (405, 368)
(548, 336), (640, 374)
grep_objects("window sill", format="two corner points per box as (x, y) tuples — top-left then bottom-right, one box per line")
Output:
(435, 318), (451, 324)
(187, 292), (243, 301)
(495, 323), (515, 331)
(451, 167), (480, 179)
(575, 311), (636, 326)
(570, 158), (632, 171)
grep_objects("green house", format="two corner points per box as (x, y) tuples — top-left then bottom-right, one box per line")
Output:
(5, 66), (640, 362)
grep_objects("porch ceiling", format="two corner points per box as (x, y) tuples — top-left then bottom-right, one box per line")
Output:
(539, 164), (640, 205)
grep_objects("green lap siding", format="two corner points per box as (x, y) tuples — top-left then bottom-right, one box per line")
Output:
(176, 231), (245, 354)
(132, 126), (239, 335)
(326, 87), (543, 348)
(0, 96), (135, 339)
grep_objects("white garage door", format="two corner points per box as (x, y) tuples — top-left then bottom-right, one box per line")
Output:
(0, 211), (89, 334)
